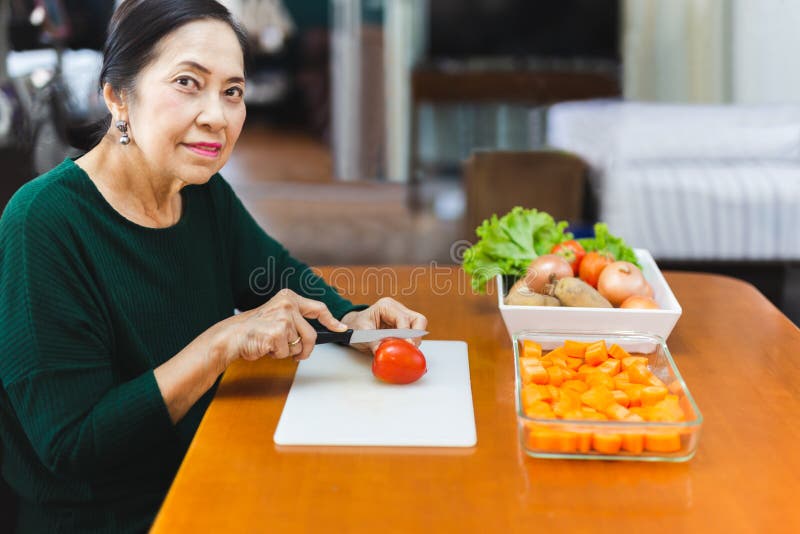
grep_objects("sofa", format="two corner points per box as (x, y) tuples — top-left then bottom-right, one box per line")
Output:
(545, 99), (800, 261)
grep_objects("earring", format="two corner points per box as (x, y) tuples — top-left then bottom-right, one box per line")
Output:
(116, 120), (130, 145)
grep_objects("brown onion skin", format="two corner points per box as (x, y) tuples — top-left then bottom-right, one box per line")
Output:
(620, 295), (660, 309)
(524, 254), (574, 293)
(597, 261), (654, 307)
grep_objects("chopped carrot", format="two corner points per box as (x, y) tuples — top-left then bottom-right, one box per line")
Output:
(524, 400), (555, 419)
(596, 359), (621, 376)
(593, 433), (622, 454)
(612, 389), (630, 408)
(562, 379), (590, 394)
(553, 393), (581, 417)
(547, 346), (568, 361)
(614, 372), (631, 389)
(543, 353), (568, 369)
(546, 366), (566, 387)
(644, 432), (682, 453)
(580, 386), (615, 411)
(628, 406), (652, 420)
(565, 356), (583, 370)
(585, 372), (614, 390)
(603, 403), (630, 421)
(522, 339), (542, 359)
(584, 340), (609, 366)
(621, 433), (645, 454)
(526, 428), (577, 452)
(621, 383), (645, 407)
(520, 359), (549, 385)
(564, 340), (590, 358)
(621, 356), (649, 371)
(640, 385), (668, 407)
(577, 364), (599, 380)
(627, 363), (653, 385)
(608, 344), (631, 360)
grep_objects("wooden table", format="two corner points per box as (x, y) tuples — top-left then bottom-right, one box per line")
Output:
(152, 267), (800, 533)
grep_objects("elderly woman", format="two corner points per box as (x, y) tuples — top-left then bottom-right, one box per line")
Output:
(0, 1), (426, 532)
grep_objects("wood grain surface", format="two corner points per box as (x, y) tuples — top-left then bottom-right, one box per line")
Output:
(151, 267), (800, 533)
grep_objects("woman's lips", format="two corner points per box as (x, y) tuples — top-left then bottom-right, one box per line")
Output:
(184, 142), (222, 158)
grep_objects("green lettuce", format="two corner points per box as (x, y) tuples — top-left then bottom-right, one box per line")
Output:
(462, 207), (571, 293)
(577, 223), (640, 267)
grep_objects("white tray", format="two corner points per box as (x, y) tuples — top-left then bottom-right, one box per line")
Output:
(497, 249), (682, 340)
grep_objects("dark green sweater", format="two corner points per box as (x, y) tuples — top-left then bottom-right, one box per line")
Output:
(0, 159), (362, 533)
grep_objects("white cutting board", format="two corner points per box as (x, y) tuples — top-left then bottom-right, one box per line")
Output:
(273, 340), (476, 447)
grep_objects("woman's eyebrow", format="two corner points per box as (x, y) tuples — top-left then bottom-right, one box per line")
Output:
(176, 60), (245, 84)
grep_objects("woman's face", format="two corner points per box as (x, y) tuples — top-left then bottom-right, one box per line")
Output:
(125, 19), (246, 185)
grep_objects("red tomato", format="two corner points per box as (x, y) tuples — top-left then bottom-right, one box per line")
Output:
(578, 251), (614, 288)
(551, 240), (587, 275)
(373, 338), (427, 384)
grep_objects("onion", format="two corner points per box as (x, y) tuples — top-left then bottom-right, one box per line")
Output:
(524, 254), (574, 293)
(597, 261), (654, 307)
(620, 295), (660, 309)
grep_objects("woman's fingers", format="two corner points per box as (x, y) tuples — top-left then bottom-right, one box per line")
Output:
(291, 310), (317, 361)
(294, 294), (348, 332)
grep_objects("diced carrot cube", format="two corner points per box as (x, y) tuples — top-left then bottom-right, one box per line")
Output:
(526, 428), (577, 452)
(564, 340), (590, 358)
(520, 360), (549, 385)
(650, 398), (685, 422)
(521, 384), (544, 407)
(640, 385), (668, 406)
(644, 432), (682, 453)
(543, 354), (567, 369)
(546, 385), (561, 402)
(563, 367), (578, 380)
(621, 356), (649, 371)
(562, 379), (590, 394)
(647, 374), (667, 388)
(627, 363), (653, 385)
(581, 407), (608, 421)
(621, 383), (645, 407)
(566, 356), (583, 370)
(628, 406), (653, 421)
(522, 340), (542, 359)
(576, 431), (593, 453)
(580, 387), (615, 411)
(585, 372), (614, 390)
(585, 340), (609, 366)
(624, 413), (645, 422)
(593, 432), (622, 454)
(614, 372), (630, 389)
(612, 389), (630, 408)
(621, 433), (645, 454)
(603, 402), (630, 421)
(547, 365), (565, 387)
(596, 359), (621, 376)
(577, 364), (599, 380)
(547, 346), (568, 361)
(553, 393), (581, 417)
(524, 400), (555, 419)
(608, 344), (631, 360)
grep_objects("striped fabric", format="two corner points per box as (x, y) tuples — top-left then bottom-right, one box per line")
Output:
(545, 100), (800, 260)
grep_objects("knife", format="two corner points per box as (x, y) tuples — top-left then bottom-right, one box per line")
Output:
(315, 328), (428, 345)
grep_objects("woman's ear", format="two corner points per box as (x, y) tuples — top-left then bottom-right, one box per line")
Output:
(102, 83), (127, 120)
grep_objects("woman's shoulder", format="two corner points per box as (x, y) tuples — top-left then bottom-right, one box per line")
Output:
(3, 159), (85, 219)
(1, 159), (85, 235)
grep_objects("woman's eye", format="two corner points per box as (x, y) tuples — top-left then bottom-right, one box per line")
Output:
(226, 86), (244, 98)
(176, 76), (198, 89)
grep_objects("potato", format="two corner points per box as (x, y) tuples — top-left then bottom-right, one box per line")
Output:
(505, 279), (561, 307)
(548, 277), (612, 308)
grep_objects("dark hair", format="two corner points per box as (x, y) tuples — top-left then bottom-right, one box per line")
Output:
(100, 0), (250, 95)
(80, 0), (249, 150)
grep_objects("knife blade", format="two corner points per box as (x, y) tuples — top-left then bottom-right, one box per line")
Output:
(315, 328), (428, 345)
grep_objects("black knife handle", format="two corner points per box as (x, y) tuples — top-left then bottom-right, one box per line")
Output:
(314, 328), (354, 345)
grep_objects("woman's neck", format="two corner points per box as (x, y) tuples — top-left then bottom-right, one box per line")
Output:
(75, 137), (185, 228)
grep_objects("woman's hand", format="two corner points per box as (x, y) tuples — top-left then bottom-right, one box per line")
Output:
(210, 289), (348, 368)
(340, 297), (428, 353)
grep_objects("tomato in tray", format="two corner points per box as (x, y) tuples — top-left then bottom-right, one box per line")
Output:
(578, 251), (614, 288)
(551, 240), (586, 276)
(373, 338), (427, 384)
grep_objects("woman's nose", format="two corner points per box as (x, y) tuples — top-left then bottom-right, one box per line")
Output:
(197, 95), (228, 130)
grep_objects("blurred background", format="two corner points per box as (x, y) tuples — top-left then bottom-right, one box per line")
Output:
(0, 0), (798, 324)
